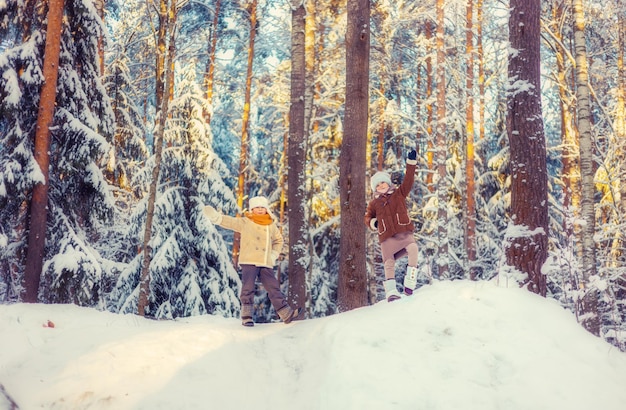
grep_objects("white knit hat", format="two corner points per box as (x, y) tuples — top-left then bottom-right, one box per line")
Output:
(249, 196), (269, 210)
(370, 171), (392, 191)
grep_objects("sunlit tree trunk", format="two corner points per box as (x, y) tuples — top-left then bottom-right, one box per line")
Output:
(505, 0), (548, 297)
(23, 0), (65, 302)
(572, 0), (599, 335)
(288, 0), (307, 314)
(465, 0), (477, 280)
(138, 0), (176, 316)
(233, 0), (258, 267)
(203, 0), (221, 124)
(435, 0), (449, 279)
(338, 0), (369, 312)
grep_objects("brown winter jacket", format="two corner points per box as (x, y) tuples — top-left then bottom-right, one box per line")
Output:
(214, 213), (284, 268)
(364, 162), (417, 243)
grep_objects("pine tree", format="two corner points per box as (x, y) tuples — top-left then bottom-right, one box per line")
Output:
(111, 62), (240, 318)
(1, 0), (116, 305)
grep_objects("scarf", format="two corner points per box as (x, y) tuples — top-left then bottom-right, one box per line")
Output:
(374, 186), (395, 199)
(245, 212), (273, 226)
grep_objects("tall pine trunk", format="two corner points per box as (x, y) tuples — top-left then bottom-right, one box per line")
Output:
(572, 0), (599, 335)
(505, 0), (549, 296)
(338, 0), (369, 312)
(288, 0), (307, 313)
(23, 0), (64, 302)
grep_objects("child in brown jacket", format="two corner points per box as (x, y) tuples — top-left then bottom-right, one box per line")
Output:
(364, 150), (420, 302)
(203, 196), (301, 326)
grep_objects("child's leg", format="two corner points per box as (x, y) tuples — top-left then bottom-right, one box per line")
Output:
(258, 267), (299, 322)
(383, 258), (401, 302)
(240, 264), (258, 306)
(404, 242), (419, 294)
(240, 264), (258, 326)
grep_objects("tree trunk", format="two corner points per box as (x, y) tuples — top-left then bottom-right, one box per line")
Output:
(465, 0), (477, 280)
(23, 0), (64, 303)
(137, 0), (176, 316)
(505, 0), (549, 297)
(435, 0), (449, 279)
(572, 0), (599, 335)
(233, 0), (258, 267)
(288, 0), (308, 312)
(338, 0), (369, 312)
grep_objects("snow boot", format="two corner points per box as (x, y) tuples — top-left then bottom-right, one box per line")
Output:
(241, 304), (254, 327)
(384, 279), (402, 302)
(277, 305), (302, 324)
(404, 266), (418, 296)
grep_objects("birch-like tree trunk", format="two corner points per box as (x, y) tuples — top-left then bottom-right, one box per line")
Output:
(138, 0), (176, 316)
(505, 0), (549, 296)
(23, 0), (65, 302)
(288, 0), (307, 314)
(233, 0), (258, 267)
(572, 0), (599, 335)
(435, 0), (449, 279)
(338, 0), (369, 312)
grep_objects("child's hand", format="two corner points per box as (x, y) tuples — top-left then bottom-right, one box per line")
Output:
(203, 205), (222, 224)
(407, 149), (417, 161)
(369, 218), (378, 231)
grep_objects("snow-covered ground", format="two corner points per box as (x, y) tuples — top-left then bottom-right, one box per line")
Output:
(1, 280), (626, 410)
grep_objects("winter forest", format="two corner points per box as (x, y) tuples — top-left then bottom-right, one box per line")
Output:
(1, 0), (625, 349)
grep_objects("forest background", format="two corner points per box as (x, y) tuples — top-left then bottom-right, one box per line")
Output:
(1, 0), (625, 351)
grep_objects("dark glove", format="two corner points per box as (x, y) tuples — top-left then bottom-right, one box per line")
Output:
(407, 149), (417, 161)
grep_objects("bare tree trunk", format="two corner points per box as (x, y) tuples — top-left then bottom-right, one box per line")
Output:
(572, 0), (599, 335)
(505, 0), (548, 296)
(137, 0), (176, 316)
(288, 0), (307, 312)
(338, 0), (369, 312)
(435, 0), (449, 279)
(465, 0), (477, 280)
(23, 0), (64, 303)
(233, 0), (258, 267)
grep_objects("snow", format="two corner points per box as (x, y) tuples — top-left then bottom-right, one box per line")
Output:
(2, 280), (626, 410)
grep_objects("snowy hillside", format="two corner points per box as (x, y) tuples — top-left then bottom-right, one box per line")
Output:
(1, 280), (626, 410)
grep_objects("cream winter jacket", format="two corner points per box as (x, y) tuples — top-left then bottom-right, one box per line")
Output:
(203, 206), (284, 268)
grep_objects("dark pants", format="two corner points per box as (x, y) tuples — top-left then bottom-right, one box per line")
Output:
(240, 264), (287, 311)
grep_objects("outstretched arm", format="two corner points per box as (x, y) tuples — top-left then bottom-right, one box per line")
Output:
(399, 149), (417, 197)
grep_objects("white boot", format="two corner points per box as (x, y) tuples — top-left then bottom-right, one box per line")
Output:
(384, 279), (402, 302)
(404, 266), (418, 295)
